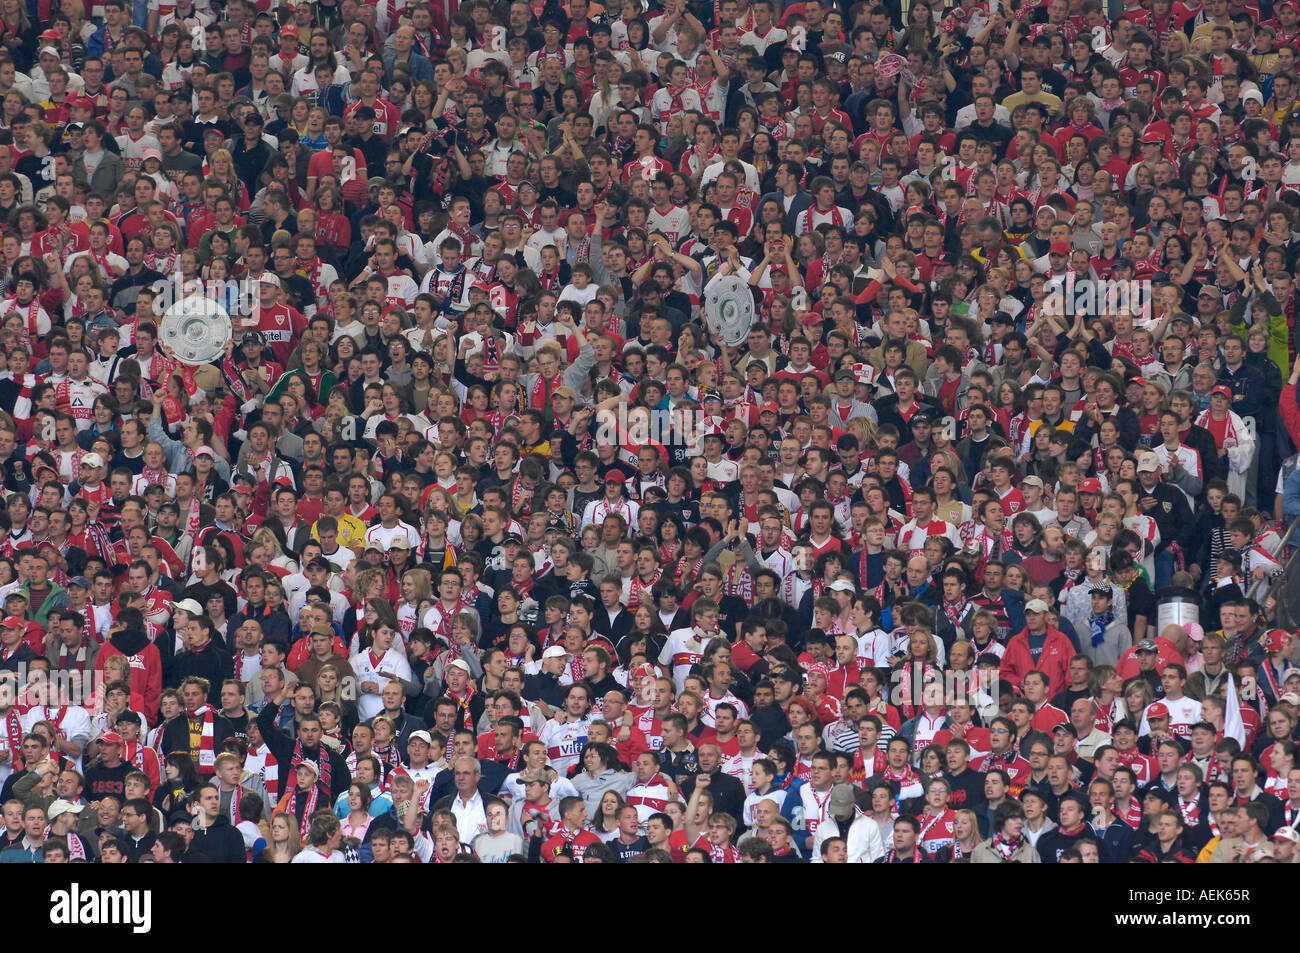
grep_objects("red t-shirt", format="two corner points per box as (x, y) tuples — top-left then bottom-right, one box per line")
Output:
(540, 828), (601, 861)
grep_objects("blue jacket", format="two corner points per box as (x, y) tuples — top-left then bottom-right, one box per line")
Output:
(383, 53), (434, 83)
(1090, 818), (1133, 863)
(1283, 464), (1300, 521)
(1217, 360), (1264, 419)
(0, 843), (41, 862)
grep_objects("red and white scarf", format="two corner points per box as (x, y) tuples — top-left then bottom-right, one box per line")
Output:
(11, 297), (40, 350)
(882, 764), (918, 816)
(447, 687), (476, 731)
(58, 641), (89, 673)
(447, 220), (477, 254)
(292, 784), (320, 839)
(510, 475), (533, 516)
(291, 739), (331, 797)
(991, 832), (1022, 859)
(2, 709), (21, 767)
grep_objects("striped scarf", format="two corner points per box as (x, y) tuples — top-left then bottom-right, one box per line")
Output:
(373, 742), (401, 776)
(991, 832), (1022, 859)
(58, 641), (88, 672)
(291, 740), (331, 798)
(254, 744), (280, 800)
(188, 705), (217, 774)
(3, 709), (20, 768)
(292, 785), (320, 839)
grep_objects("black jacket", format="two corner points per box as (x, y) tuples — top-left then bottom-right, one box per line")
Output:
(166, 641), (233, 692)
(680, 769), (746, 828)
(161, 709), (238, 765)
(187, 815), (246, 863)
(592, 605), (634, 644)
(1137, 481), (1194, 552)
(1037, 824), (1092, 862)
(255, 704), (351, 801)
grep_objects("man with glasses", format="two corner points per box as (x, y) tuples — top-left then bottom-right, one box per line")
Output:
(119, 796), (156, 860)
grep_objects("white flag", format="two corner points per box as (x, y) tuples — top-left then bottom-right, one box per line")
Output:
(1224, 672), (1246, 748)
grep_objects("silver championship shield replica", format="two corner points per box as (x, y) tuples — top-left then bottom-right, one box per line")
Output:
(159, 295), (233, 365)
(703, 274), (756, 347)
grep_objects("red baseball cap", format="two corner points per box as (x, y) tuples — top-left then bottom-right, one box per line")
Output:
(1078, 478), (1103, 494)
(1210, 384), (1233, 399)
(98, 731), (123, 746)
(759, 402), (779, 415)
(1263, 629), (1293, 653)
(1049, 240), (1071, 255)
(1147, 701), (1169, 719)
(0, 615), (24, 629)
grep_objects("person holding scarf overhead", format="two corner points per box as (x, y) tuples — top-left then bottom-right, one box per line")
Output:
(255, 706), (350, 804)
(516, 310), (595, 430)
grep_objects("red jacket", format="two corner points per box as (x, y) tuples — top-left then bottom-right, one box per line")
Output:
(999, 626), (1074, 696)
(94, 640), (163, 721)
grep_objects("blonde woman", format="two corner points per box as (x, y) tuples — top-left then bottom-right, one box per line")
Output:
(397, 566), (433, 638)
(252, 527), (300, 574)
(935, 809), (981, 862)
(205, 152), (250, 211)
(255, 812), (302, 863)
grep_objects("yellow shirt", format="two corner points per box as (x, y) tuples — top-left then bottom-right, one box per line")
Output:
(314, 513), (368, 550)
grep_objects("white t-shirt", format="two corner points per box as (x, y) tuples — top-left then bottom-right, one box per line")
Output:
(290, 847), (345, 862)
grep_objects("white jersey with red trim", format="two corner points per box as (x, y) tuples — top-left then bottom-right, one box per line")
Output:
(658, 627), (716, 694)
(1139, 696), (1202, 739)
(55, 377), (108, 430)
(580, 496), (640, 532)
(799, 783), (835, 836)
(115, 132), (162, 171)
(896, 517), (961, 557)
(538, 714), (594, 775)
(917, 807), (956, 854)
(700, 690), (748, 727)
(646, 203), (692, 245)
(382, 274), (419, 309)
(131, 471), (178, 496)
(625, 771), (673, 823)
(909, 711), (947, 758)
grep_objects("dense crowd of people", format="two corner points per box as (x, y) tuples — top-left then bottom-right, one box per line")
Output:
(0, 0), (1298, 865)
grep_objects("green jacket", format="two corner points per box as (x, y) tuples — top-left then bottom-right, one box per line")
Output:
(20, 582), (67, 627)
(1229, 290), (1290, 377)
(267, 367), (339, 407)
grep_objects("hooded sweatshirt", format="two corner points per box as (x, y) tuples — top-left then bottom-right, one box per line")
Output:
(93, 628), (163, 720)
